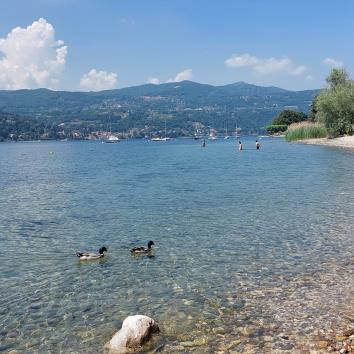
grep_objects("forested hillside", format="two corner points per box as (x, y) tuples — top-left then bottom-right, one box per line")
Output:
(0, 81), (318, 140)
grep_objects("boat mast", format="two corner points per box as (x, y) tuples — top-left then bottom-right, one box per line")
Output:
(235, 114), (238, 136)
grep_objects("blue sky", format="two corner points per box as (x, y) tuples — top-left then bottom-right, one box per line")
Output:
(0, 0), (353, 91)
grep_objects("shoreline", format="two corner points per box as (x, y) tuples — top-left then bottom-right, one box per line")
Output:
(298, 135), (354, 151)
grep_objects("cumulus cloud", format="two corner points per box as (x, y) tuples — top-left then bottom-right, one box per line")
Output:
(323, 57), (343, 68)
(151, 69), (193, 84)
(79, 69), (117, 91)
(225, 53), (307, 76)
(0, 18), (67, 90)
(173, 68), (193, 82)
(148, 76), (160, 85)
(166, 69), (193, 83)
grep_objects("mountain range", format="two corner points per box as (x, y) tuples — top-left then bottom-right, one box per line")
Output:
(0, 81), (319, 138)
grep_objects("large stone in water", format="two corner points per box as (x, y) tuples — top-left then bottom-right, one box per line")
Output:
(105, 315), (159, 353)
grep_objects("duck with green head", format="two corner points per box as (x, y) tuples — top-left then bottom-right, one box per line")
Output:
(76, 246), (108, 260)
(130, 241), (155, 255)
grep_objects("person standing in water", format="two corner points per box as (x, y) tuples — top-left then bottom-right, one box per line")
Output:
(202, 139), (206, 147)
(256, 140), (260, 150)
(238, 141), (243, 150)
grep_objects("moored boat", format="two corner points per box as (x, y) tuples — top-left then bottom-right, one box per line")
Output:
(105, 135), (120, 143)
(151, 137), (171, 142)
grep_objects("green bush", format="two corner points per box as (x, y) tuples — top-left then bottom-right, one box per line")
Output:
(285, 122), (327, 141)
(266, 124), (288, 134)
(316, 78), (354, 137)
(272, 110), (307, 125)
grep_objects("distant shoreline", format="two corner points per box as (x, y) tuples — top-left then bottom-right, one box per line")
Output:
(0, 135), (263, 144)
(298, 135), (354, 151)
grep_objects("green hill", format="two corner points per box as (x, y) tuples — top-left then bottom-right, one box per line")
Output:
(0, 81), (319, 140)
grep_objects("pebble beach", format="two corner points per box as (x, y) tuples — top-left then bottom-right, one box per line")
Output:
(299, 135), (354, 151)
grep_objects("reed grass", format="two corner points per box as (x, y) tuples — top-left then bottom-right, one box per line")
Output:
(285, 122), (328, 141)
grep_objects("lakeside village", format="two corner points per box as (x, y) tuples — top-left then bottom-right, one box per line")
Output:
(86, 126), (242, 141)
(4, 121), (245, 142)
(2, 68), (354, 144)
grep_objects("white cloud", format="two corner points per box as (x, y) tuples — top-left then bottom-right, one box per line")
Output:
(323, 57), (343, 68)
(225, 53), (307, 76)
(148, 76), (160, 85)
(225, 53), (259, 68)
(174, 68), (193, 82)
(79, 69), (117, 91)
(152, 69), (194, 84)
(0, 18), (67, 89)
(166, 68), (193, 83)
(305, 75), (313, 81)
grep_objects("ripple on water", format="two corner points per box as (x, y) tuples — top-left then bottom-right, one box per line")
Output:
(0, 139), (353, 353)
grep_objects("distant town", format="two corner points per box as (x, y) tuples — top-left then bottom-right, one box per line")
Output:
(0, 81), (315, 142)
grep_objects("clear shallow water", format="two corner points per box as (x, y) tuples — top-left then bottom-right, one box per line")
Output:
(0, 138), (353, 353)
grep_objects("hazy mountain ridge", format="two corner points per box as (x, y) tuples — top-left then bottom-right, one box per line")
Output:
(0, 81), (319, 137)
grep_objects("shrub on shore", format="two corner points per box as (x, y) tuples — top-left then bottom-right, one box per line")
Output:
(315, 68), (354, 137)
(272, 110), (308, 126)
(267, 110), (308, 136)
(266, 124), (287, 134)
(285, 122), (327, 141)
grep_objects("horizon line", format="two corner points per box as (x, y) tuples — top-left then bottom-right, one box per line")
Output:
(0, 80), (320, 94)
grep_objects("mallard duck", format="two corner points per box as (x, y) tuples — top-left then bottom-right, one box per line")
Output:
(130, 241), (155, 254)
(76, 246), (107, 260)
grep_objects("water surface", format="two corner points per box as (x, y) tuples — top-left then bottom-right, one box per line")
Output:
(0, 138), (353, 353)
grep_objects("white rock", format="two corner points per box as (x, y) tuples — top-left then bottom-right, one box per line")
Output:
(105, 315), (159, 353)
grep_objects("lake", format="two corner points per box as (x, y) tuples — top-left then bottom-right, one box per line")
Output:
(0, 137), (353, 353)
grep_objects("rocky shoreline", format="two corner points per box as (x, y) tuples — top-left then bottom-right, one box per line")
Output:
(103, 259), (354, 353)
(320, 328), (354, 353)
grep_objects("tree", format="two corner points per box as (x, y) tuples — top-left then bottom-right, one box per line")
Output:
(326, 68), (349, 89)
(308, 96), (318, 122)
(316, 80), (354, 136)
(272, 110), (307, 126)
(266, 124), (287, 134)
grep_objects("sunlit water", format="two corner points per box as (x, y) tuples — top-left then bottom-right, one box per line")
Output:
(0, 138), (353, 353)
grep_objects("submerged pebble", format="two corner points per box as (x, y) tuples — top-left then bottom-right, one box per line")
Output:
(0, 343), (15, 351)
(1, 140), (353, 353)
(213, 327), (226, 335)
(7, 330), (21, 338)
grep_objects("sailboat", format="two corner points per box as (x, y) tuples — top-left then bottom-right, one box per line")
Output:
(104, 116), (120, 143)
(235, 127), (241, 139)
(208, 129), (218, 140)
(151, 137), (168, 141)
(194, 128), (203, 140)
(151, 119), (171, 141)
(234, 120), (241, 138)
(224, 126), (230, 139)
(105, 135), (120, 143)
